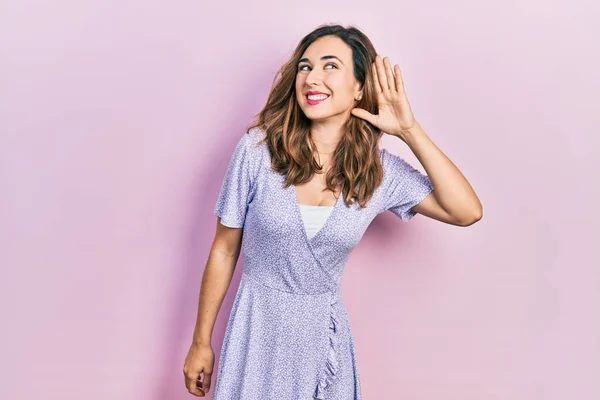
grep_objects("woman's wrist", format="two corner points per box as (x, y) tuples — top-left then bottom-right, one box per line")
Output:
(394, 120), (423, 142)
(193, 337), (211, 346)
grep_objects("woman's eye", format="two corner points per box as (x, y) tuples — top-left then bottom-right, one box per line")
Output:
(298, 63), (338, 72)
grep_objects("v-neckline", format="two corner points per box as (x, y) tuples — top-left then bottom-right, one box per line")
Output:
(289, 184), (343, 245)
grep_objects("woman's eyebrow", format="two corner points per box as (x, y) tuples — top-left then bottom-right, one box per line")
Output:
(298, 55), (344, 65)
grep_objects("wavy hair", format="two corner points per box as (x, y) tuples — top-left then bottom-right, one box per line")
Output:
(247, 24), (383, 208)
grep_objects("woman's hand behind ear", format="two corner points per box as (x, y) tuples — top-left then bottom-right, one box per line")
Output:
(351, 55), (417, 140)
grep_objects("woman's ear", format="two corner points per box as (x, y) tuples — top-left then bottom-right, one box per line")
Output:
(355, 87), (363, 101)
(354, 81), (364, 101)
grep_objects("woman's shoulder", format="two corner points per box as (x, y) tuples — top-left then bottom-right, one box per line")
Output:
(229, 126), (268, 159)
(237, 127), (270, 178)
(246, 126), (268, 147)
(378, 147), (402, 164)
(378, 147), (422, 181)
(235, 126), (266, 160)
(378, 147), (398, 174)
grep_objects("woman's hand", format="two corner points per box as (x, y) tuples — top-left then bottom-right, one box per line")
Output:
(351, 55), (417, 140)
(183, 342), (215, 397)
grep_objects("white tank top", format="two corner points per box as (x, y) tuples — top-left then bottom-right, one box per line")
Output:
(298, 204), (334, 239)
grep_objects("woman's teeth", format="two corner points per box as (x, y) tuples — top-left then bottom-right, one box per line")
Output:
(307, 94), (329, 100)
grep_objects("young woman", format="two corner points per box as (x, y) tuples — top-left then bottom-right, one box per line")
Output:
(183, 24), (482, 399)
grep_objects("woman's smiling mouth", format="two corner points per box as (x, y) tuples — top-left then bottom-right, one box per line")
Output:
(306, 91), (330, 106)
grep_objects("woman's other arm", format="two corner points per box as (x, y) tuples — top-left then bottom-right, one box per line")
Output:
(193, 218), (243, 345)
(183, 218), (243, 397)
(403, 122), (483, 226)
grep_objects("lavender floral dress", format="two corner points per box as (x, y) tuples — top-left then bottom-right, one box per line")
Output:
(212, 127), (434, 399)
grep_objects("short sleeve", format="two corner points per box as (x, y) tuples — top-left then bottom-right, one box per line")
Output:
(382, 148), (434, 221)
(213, 133), (255, 228)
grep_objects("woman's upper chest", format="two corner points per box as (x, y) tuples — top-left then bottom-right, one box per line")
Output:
(293, 172), (340, 207)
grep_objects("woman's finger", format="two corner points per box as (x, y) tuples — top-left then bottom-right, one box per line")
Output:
(201, 371), (213, 393)
(394, 64), (405, 95)
(375, 55), (389, 93)
(185, 371), (205, 396)
(351, 107), (376, 125)
(383, 57), (396, 92)
(371, 61), (382, 95)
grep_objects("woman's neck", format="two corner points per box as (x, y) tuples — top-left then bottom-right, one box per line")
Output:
(309, 126), (344, 154)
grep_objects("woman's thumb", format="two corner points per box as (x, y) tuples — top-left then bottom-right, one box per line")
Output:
(351, 108), (375, 124)
(202, 372), (212, 393)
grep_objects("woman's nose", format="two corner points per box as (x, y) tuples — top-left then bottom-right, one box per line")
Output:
(305, 68), (323, 85)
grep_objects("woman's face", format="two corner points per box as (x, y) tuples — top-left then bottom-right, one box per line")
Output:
(295, 35), (362, 123)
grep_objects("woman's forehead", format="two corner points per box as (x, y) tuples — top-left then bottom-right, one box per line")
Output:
(301, 36), (352, 62)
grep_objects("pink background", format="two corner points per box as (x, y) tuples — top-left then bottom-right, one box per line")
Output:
(1, 1), (598, 399)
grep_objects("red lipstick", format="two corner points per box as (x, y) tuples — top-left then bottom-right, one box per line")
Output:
(306, 91), (330, 106)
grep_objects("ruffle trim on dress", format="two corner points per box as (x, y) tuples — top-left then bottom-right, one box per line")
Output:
(314, 300), (339, 399)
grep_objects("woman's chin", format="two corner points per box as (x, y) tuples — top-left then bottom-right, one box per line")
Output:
(303, 109), (333, 121)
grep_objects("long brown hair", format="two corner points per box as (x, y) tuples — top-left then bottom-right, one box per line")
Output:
(247, 24), (383, 208)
